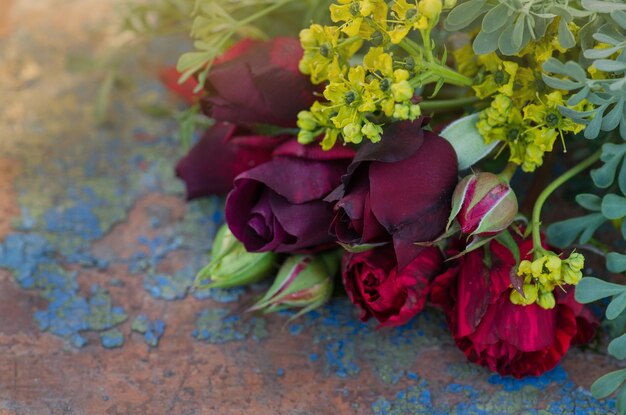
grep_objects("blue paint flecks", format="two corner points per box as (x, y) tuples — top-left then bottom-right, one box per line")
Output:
(131, 315), (166, 347)
(192, 308), (268, 344)
(101, 328), (124, 349)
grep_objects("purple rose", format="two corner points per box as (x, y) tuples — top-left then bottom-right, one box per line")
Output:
(202, 37), (318, 128)
(175, 122), (286, 199)
(225, 140), (355, 253)
(327, 119), (458, 269)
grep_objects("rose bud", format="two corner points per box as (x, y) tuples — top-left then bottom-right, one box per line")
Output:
(195, 224), (277, 289)
(202, 38), (318, 128)
(175, 122), (287, 199)
(343, 245), (443, 328)
(430, 235), (598, 378)
(226, 139), (355, 253)
(249, 252), (339, 318)
(327, 119), (458, 269)
(447, 172), (518, 237)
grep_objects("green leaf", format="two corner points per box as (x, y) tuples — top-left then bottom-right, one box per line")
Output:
(547, 213), (606, 247)
(558, 17), (576, 49)
(608, 333), (626, 359)
(482, 3), (509, 33)
(602, 194), (626, 219)
(607, 291), (626, 320)
(440, 113), (500, 170)
(618, 386), (626, 415)
(495, 230), (520, 264)
(575, 277), (626, 304)
(591, 369), (626, 400)
(594, 59), (626, 72)
(583, 0), (626, 13)
(445, 0), (487, 30)
(612, 10), (626, 29)
(607, 252), (626, 273)
(576, 193), (602, 211)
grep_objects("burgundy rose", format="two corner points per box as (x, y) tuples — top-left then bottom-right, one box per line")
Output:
(327, 119), (458, 269)
(430, 236), (598, 378)
(202, 37), (318, 128)
(342, 245), (443, 328)
(175, 122), (286, 199)
(225, 140), (355, 253)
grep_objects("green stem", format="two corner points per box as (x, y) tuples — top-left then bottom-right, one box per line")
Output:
(500, 162), (518, 182)
(530, 149), (602, 257)
(419, 96), (480, 111)
(398, 38), (473, 87)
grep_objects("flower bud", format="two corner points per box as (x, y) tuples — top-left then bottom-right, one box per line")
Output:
(195, 224), (276, 289)
(419, 0), (442, 20)
(249, 252), (340, 318)
(443, 0), (457, 9)
(448, 172), (518, 237)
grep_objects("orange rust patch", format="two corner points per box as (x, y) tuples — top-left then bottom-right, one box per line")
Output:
(0, 158), (21, 240)
(0, 0), (14, 37)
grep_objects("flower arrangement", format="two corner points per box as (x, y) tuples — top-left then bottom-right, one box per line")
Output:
(173, 0), (626, 408)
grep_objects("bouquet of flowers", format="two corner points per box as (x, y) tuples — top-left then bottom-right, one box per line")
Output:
(172, 0), (626, 407)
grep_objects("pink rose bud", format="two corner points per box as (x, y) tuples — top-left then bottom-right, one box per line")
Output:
(447, 172), (518, 237)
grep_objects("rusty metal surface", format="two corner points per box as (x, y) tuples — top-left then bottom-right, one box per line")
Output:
(0, 2), (620, 414)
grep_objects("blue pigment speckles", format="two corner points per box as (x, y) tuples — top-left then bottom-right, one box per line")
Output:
(192, 285), (245, 303)
(288, 323), (303, 336)
(131, 315), (166, 347)
(309, 353), (318, 362)
(488, 366), (568, 392)
(100, 328), (125, 349)
(276, 368), (285, 377)
(192, 308), (268, 344)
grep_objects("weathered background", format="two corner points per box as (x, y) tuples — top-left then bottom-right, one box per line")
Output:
(0, 1), (621, 414)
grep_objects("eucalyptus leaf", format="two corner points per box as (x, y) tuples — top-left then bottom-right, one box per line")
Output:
(547, 213), (606, 247)
(482, 3), (509, 33)
(612, 10), (626, 30)
(591, 369), (626, 400)
(445, 0), (487, 30)
(576, 193), (602, 211)
(601, 194), (626, 220)
(558, 17), (576, 49)
(607, 290), (626, 320)
(609, 333), (626, 360)
(440, 113), (500, 170)
(594, 59), (626, 72)
(607, 252), (626, 273)
(575, 277), (626, 304)
(618, 386), (626, 415)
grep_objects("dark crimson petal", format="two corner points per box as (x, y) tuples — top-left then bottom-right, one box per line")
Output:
(369, 131), (458, 268)
(555, 289), (599, 345)
(237, 157), (346, 204)
(454, 249), (490, 337)
(495, 299), (557, 352)
(175, 123), (278, 199)
(214, 39), (259, 64)
(268, 192), (336, 252)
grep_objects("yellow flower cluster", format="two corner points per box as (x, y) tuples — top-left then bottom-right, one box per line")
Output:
(510, 252), (585, 310)
(297, 0), (457, 149)
(454, 20), (586, 172)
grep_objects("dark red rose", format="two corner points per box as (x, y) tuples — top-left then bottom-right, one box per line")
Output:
(430, 236), (598, 378)
(342, 245), (443, 328)
(159, 39), (256, 104)
(175, 122), (286, 199)
(327, 119), (458, 269)
(225, 140), (355, 253)
(202, 37), (318, 128)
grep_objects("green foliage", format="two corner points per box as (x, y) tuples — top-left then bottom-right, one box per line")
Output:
(176, 0), (331, 90)
(440, 113), (500, 170)
(119, 0), (194, 36)
(541, 2), (626, 140)
(445, 0), (591, 55)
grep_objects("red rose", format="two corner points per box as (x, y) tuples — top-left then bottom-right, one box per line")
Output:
(430, 236), (598, 378)
(175, 122), (286, 199)
(327, 119), (458, 269)
(342, 245), (443, 328)
(202, 37), (318, 128)
(225, 140), (355, 253)
(159, 39), (256, 104)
